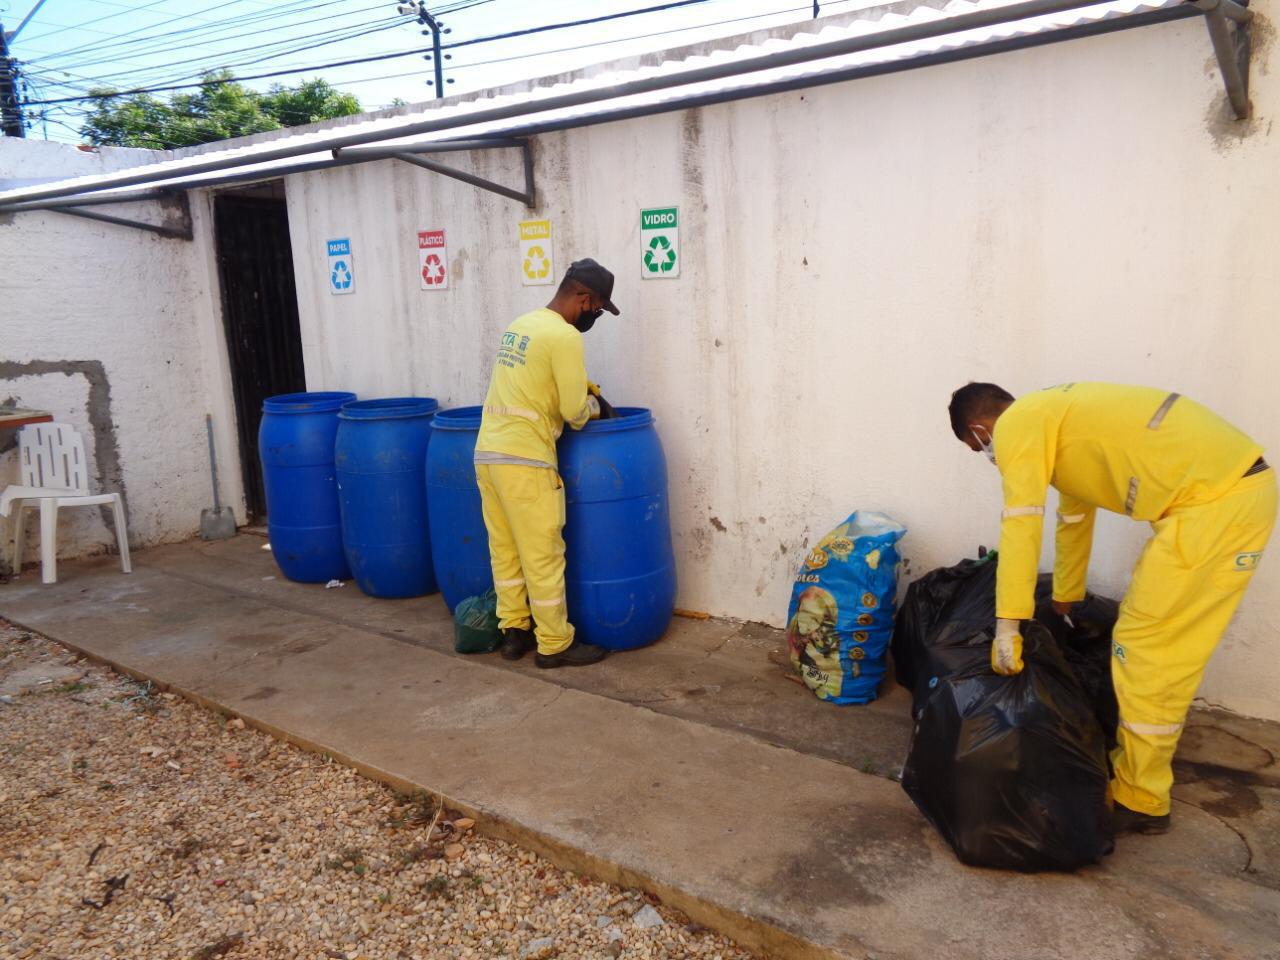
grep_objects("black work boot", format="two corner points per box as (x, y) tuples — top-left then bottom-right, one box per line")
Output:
(1112, 803), (1171, 836)
(499, 627), (535, 662)
(535, 640), (608, 669)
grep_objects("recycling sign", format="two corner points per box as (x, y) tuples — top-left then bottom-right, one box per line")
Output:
(519, 219), (554, 287)
(640, 206), (679, 279)
(418, 229), (449, 291)
(327, 237), (355, 296)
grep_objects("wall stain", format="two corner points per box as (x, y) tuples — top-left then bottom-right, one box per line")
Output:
(1203, 14), (1275, 151)
(681, 109), (704, 188)
(709, 516), (727, 533)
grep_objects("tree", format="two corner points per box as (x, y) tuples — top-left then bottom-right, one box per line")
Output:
(259, 79), (361, 127)
(80, 71), (362, 149)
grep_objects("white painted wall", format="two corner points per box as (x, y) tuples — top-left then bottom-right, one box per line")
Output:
(0, 139), (242, 570)
(281, 8), (1280, 720)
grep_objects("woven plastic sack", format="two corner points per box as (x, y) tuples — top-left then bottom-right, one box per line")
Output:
(454, 589), (500, 654)
(785, 511), (906, 704)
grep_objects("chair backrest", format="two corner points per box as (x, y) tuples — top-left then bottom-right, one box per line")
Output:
(18, 422), (90, 494)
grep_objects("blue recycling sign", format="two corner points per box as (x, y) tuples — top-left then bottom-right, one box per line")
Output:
(326, 237), (355, 296)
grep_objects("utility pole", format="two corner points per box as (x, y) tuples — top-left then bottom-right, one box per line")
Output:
(0, 24), (25, 138)
(396, 2), (454, 99)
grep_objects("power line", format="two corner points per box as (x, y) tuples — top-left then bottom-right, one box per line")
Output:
(345, 0), (852, 88)
(48, 13), (405, 90)
(22, 0), (873, 111)
(18, 0), (174, 45)
(442, 0), (712, 52)
(19, 0), (728, 106)
(18, 0), (368, 66)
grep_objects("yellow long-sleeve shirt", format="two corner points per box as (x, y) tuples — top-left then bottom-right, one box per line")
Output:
(475, 307), (592, 467)
(993, 382), (1262, 620)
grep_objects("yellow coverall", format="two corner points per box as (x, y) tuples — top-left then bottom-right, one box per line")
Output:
(993, 383), (1276, 816)
(474, 308), (593, 656)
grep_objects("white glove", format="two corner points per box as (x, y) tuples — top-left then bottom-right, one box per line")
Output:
(586, 395), (601, 419)
(992, 618), (1024, 676)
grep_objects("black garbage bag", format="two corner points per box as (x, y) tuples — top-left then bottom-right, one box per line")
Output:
(1033, 583), (1120, 751)
(892, 556), (1120, 744)
(894, 554), (1115, 872)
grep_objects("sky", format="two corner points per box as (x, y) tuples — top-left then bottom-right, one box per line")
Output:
(2, 0), (891, 143)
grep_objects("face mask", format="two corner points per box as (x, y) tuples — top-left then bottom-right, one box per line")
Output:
(971, 426), (997, 466)
(575, 308), (603, 333)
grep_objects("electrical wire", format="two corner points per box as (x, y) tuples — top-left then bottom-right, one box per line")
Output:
(17, 0), (370, 66)
(23, 0), (871, 111)
(18, 0), (179, 46)
(235, 0), (867, 93)
(19, 0), (723, 105)
(47, 13), (405, 89)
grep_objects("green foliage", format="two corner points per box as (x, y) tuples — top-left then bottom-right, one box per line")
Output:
(80, 72), (362, 149)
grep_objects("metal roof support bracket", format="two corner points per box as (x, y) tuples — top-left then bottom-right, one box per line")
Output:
(1189, 0), (1252, 119)
(49, 191), (193, 241)
(392, 139), (535, 208)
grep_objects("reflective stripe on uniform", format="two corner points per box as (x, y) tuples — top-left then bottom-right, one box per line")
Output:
(1002, 506), (1045, 519)
(530, 596), (563, 607)
(1125, 477), (1139, 515)
(484, 404), (539, 422)
(1147, 392), (1181, 430)
(494, 577), (525, 588)
(1058, 511), (1087, 524)
(1120, 718), (1184, 737)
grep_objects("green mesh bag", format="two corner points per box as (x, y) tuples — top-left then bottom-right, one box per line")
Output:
(454, 589), (501, 654)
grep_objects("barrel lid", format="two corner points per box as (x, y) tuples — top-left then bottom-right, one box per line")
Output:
(262, 391), (356, 414)
(431, 405), (484, 431)
(339, 397), (439, 421)
(578, 406), (654, 433)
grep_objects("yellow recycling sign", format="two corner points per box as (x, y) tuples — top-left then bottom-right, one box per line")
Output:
(640, 206), (679, 279)
(519, 219), (554, 286)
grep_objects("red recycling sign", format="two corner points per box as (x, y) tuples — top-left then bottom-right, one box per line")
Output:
(417, 229), (449, 290)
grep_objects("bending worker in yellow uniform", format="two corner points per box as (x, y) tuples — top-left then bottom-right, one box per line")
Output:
(474, 259), (619, 668)
(949, 382), (1276, 835)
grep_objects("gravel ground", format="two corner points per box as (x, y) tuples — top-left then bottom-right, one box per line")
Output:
(0, 622), (759, 960)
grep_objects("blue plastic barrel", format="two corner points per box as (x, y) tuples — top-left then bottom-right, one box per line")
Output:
(426, 406), (493, 612)
(335, 397), (439, 598)
(259, 391), (356, 583)
(558, 407), (677, 650)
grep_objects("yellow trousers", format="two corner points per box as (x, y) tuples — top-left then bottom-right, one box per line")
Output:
(1111, 468), (1277, 816)
(475, 463), (574, 655)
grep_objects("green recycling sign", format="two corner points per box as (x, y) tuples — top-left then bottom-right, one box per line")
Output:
(640, 206), (679, 279)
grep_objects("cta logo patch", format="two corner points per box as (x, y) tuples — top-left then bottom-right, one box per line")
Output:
(1234, 551), (1263, 571)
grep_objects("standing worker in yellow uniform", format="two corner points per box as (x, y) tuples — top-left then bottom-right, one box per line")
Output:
(474, 259), (620, 668)
(948, 382), (1276, 835)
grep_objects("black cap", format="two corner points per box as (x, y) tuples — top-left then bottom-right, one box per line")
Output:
(565, 258), (620, 315)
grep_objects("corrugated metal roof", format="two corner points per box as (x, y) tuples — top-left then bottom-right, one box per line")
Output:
(0, 0), (1186, 207)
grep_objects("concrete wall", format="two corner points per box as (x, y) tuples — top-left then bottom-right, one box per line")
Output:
(0, 139), (241, 570)
(280, 8), (1280, 721)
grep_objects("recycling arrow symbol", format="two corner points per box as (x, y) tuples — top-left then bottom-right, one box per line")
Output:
(331, 260), (352, 289)
(523, 244), (550, 280)
(643, 235), (677, 273)
(422, 252), (446, 285)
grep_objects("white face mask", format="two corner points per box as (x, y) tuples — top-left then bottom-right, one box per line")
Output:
(971, 426), (997, 466)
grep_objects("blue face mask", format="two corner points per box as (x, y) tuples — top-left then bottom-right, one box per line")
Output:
(971, 426), (997, 466)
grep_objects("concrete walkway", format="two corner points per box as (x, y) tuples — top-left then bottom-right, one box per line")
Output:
(2, 535), (1278, 960)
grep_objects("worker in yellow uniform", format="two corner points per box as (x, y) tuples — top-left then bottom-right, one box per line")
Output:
(474, 259), (620, 668)
(948, 382), (1275, 835)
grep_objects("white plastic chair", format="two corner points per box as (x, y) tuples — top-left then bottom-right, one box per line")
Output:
(0, 422), (131, 584)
